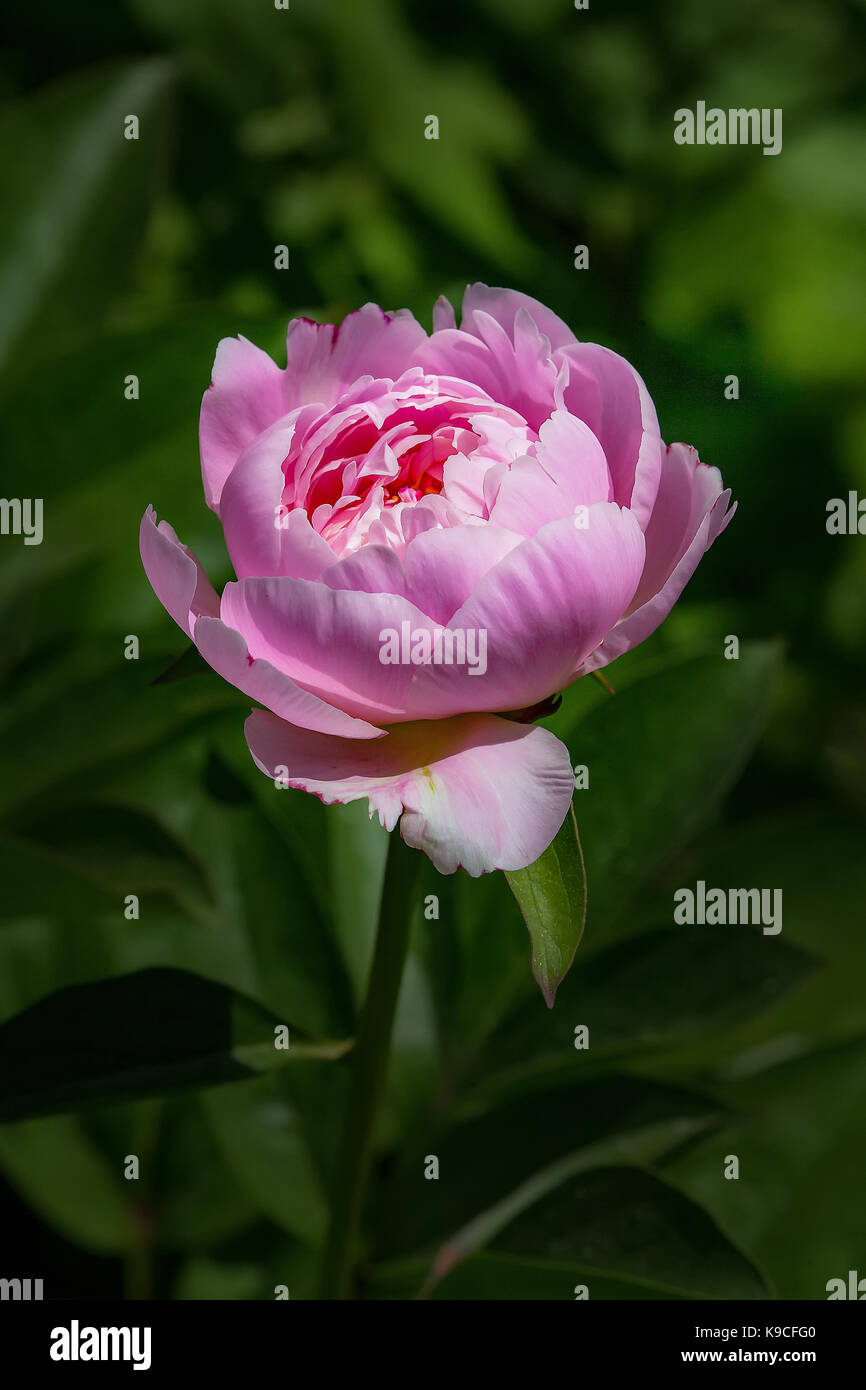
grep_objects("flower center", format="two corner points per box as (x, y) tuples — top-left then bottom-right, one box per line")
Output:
(380, 425), (468, 506)
(287, 403), (481, 553)
(280, 374), (535, 559)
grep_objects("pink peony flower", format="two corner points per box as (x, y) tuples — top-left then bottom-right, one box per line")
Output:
(140, 285), (734, 876)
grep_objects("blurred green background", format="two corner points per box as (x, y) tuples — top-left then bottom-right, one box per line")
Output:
(0, 0), (864, 1301)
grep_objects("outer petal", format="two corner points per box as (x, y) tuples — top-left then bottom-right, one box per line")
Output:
(200, 336), (290, 512)
(200, 309), (428, 513)
(405, 504), (646, 718)
(245, 709), (576, 876)
(140, 507), (381, 740)
(557, 342), (663, 530)
(139, 505), (220, 638)
(460, 282), (578, 351)
(219, 412), (336, 579)
(221, 577), (443, 723)
(432, 294), (457, 332)
(283, 305), (427, 409)
(575, 444), (736, 676)
(193, 617), (384, 739)
(414, 311), (561, 432)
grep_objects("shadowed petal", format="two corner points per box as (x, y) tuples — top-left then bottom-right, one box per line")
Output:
(245, 708), (576, 876)
(193, 617), (384, 739)
(576, 444), (736, 676)
(139, 506), (220, 638)
(140, 507), (381, 739)
(221, 576), (444, 723)
(200, 336), (290, 512)
(558, 342), (662, 530)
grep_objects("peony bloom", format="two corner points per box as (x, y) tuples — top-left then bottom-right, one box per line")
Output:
(140, 285), (733, 876)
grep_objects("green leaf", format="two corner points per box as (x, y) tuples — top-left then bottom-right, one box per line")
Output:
(428, 1167), (768, 1301)
(446, 643), (783, 1054)
(202, 1073), (329, 1246)
(667, 1034), (866, 1299)
(327, 799), (389, 1001)
(0, 967), (349, 1121)
(0, 801), (211, 921)
(315, 1), (532, 268)
(505, 805), (586, 1007)
(0, 59), (173, 375)
(475, 924), (818, 1094)
(223, 792), (355, 1040)
(0, 656), (242, 818)
(550, 640), (783, 942)
(173, 1258), (264, 1301)
(151, 1098), (259, 1251)
(661, 811), (866, 1054)
(0, 1116), (135, 1254)
(375, 1075), (722, 1262)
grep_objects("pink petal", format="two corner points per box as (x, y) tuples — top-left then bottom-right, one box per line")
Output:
(284, 305), (427, 409)
(200, 311), (428, 514)
(199, 336), (289, 512)
(414, 317), (560, 432)
(219, 418), (296, 577)
(576, 443), (736, 676)
(322, 544), (410, 600)
(219, 413), (335, 579)
(488, 412), (613, 535)
(139, 506), (220, 639)
(460, 282), (578, 351)
(140, 507), (381, 739)
(432, 295), (457, 331)
(487, 456), (574, 536)
(557, 343), (662, 530)
(534, 410), (614, 503)
(245, 709), (576, 876)
(403, 523), (525, 624)
(220, 577), (443, 723)
(274, 507), (342, 581)
(405, 504), (646, 718)
(194, 616), (383, 739)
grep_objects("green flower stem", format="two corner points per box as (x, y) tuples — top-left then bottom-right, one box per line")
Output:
(319, 829), (422, 1299)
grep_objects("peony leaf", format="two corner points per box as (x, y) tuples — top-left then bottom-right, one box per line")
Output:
(424, 1167), (769, 1300)
(551, 641), (783, 938)
(0, 1116), (135, 1254)
(505, 804), (587, 1008)
(0, 968), (350, 1122)
(0, 59), (173, 376)
(369, 1162), (768, 1302)
(374, 1074), (723, 1263)
(0, 801), (212, 921)
(668, 1034), (866, 1300)
(202, 1074), (329, 1247)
